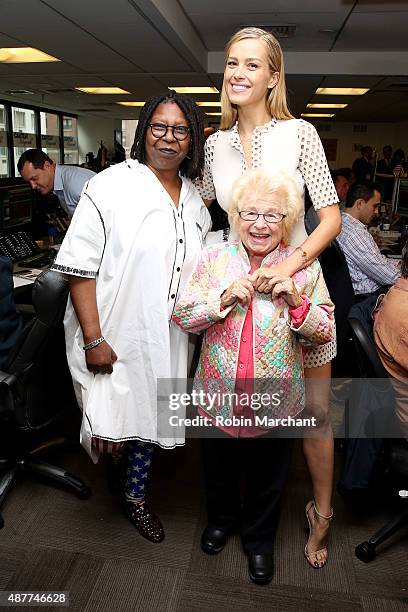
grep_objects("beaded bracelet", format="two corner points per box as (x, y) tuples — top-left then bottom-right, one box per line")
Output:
(83, 336), (105, 352)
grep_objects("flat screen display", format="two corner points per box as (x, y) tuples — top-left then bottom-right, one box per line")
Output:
(0, 183), (33, 228)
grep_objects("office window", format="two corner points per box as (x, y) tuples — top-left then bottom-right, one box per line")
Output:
(63, 116), (78, 164)
(122, 119), (138, 159)
(0, 104), (9, 177)
(14, 110), (25, 130)
(12, 106), (37, 175)
(40, 111), (60, 163)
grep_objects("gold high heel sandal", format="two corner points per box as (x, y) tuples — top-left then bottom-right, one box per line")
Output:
(304, 500), (333, 568)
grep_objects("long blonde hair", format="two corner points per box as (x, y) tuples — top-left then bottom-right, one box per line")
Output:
(220, 27), (293, 130)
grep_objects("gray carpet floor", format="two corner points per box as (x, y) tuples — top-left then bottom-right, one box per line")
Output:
(0, 440), (407, 612)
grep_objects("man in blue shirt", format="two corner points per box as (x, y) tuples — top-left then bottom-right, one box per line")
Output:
(337, 180), (399, 296)
(18, 149), (95, 217)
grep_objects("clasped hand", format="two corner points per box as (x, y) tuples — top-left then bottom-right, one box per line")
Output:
(221, 273), (302, 308)
(85, 341), (118, 375)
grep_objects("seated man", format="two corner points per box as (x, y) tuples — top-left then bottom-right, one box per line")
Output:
(0, 256), (22, 369)
(337, 180), (400, 298)
(374, 241), (408, 436)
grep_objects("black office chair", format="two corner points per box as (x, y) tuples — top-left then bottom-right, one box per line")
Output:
(0, 269), (91, 529)
(319, 240), (356, 377)
(347, 314), (408, 563)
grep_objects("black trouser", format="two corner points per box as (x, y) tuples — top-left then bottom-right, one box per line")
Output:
(201, 437), (292, 554)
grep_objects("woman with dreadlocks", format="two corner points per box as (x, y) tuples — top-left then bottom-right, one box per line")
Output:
(52, 92), (210, 543)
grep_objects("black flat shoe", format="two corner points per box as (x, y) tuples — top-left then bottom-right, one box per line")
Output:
(247, 553), (274, 585)
(201, 525), (229, 555)
(123, 500), (165, 543)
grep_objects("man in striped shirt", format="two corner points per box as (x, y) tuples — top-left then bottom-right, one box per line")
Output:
(337, 181), (400, 297)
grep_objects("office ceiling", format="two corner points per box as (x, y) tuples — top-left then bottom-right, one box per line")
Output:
(0, 0), (407, 122)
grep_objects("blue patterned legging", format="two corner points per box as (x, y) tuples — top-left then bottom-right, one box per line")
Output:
(124, 439), (155, 502)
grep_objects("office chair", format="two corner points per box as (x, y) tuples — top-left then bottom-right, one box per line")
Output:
(319, 240), (356, 377)
(0, 269), (91, 529)
(347, 315), (408, 563)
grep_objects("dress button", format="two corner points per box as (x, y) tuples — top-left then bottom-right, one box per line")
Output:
(242, 337), (247, 342)
(239, 364), (244, 369)
(176, 267), (180, 272)
(179, 239), (183, 244)
(171, 294), (175, 299)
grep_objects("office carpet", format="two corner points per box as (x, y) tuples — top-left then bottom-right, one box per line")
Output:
(0, 440), (407, 612)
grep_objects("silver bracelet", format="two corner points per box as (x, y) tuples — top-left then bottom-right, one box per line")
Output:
(83, 336), (105, 352)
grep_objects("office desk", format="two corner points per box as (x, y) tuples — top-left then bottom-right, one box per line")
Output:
(13, 268), (44, 289)
(13, 244), (60, 289)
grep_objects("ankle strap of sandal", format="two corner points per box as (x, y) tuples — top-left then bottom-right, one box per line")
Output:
(313, 502), (333, 521)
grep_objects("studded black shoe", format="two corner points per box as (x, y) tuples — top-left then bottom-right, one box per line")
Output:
(123, 500), (165, 543)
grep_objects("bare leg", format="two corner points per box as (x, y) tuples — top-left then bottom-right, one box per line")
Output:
(303, 362), (334, 567)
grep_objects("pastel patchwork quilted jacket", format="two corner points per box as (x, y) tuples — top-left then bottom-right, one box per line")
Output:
(173, 241), (335, 419)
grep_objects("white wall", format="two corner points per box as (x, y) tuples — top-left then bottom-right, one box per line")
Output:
(77, 115), (122, 164)
(314, 121), (408, 169)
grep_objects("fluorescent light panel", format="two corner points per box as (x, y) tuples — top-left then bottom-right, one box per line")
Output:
(307, 103), (348, 109)
(315, 87), (369, 96)
(117, 102), (145, 107)
(301, 113), (335, 118)
(0, 47), (60, 63)
(169, 87), (219, 94)
(76, 87), (130, 94)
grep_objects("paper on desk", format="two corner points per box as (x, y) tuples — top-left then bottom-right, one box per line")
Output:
(13, 268), (43, 288)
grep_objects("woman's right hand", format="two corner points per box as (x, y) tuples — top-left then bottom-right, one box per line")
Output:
(85, 341), (118, 375)
(221, 276), (254, 307)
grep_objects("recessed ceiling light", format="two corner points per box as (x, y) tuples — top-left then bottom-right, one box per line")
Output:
(196, 102), (222, 107)
(75, 87), (130, 94)
(316, 87), (369, 96)
(0, 47), (61, 63)
(307, 103), (348, 109)
(169, 87), (219, 94)
(301, 113), (335, 118)
(117, 101), (145, 107)
(206, 112), (222, 116)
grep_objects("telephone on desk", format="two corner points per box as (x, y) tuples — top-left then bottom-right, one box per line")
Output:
(0, 230), (57, 268)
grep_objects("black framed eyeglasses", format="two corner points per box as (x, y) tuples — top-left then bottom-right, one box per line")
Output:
(148, 123), (191, 141)
(239, 211), (286, 223)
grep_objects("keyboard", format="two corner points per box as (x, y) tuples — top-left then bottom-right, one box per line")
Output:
(17, 250), (57, 268)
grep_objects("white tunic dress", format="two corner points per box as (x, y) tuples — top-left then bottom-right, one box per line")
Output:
(52, 160), (210, 461)
(197, 118), (339, 368)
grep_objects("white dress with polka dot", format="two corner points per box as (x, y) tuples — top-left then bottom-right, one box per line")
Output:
(197, 118), (339, 367)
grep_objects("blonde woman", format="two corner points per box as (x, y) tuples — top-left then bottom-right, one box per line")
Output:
(197, 27), (341, 568)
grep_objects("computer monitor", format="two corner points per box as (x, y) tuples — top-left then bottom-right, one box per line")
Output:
(0, 182), (33, 229)
(397, 178), (408, 218)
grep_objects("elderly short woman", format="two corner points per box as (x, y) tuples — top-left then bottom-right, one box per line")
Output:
(173, 170), (335, 584)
